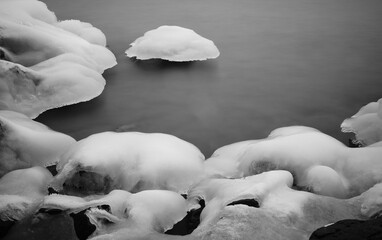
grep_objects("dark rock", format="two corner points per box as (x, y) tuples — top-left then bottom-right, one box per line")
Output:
(165, 199), (205, 235)
(70, 210), (96, 240)
(310, 216), (382, 240)
(2, 211), (79, 240)
(0, 220), (15, 238)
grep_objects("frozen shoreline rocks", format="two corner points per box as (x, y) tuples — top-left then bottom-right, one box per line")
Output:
(204, 126), (382, 199)
(50, 132), (205, 195)
(188, 170), (375, 240)
(0, 0), (117, 118)
(125, 26), (220, 62)
(0, 110), (75, 177)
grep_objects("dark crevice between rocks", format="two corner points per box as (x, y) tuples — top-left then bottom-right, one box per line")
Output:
(38, 208), (63, 215)
(48, 187), (59, 195)
(348, 138), (363, 148)
(46, 165), (58, 176)
(70, 209), (96, 240)
(165, 199), (205, 236)
(227, 198), (260, 208)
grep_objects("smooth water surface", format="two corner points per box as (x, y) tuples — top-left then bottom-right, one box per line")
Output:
(37, 0), (382, 156)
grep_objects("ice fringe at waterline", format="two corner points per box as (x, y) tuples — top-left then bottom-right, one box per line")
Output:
(0, 0), (117, 118)
(0, 110), (76, 177)
(341, 98), (382, 146)
(0, 167), (52, 222)
(50, 131), (205, 195)
(204, 125), (382, 199)
(125, 26), (220, 62)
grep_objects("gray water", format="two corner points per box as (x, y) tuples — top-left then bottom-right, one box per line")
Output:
(37, 0), (382, 156)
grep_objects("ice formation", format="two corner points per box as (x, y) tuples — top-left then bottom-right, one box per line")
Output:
(125, 25), (220, 62)
(0, 0), (117, 118)
(204, 126), (382, 198)
(0, 167), (53, 221)
(341, 98), (382, 146)
(40, 189), (188, 239)
(0, 110), (76, 177)
(50, 132), (205, 195)
(187, 170), (382, 240)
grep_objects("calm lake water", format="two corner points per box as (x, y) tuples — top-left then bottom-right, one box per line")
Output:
(37, 0), (382, 156)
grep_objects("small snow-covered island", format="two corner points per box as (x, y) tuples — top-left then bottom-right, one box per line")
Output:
(125, 26), (220, 62)
(1, 0), (382, 240)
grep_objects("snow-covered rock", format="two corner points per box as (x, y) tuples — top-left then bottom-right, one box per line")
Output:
(0, 110), (76, 177)
(341, 98), (382, 146)
(50, 132), (205, 195)
(0, 167), (53, 221)
(40, 189), (188, 239)
(0, 0), (116, 118)
(125, 25), (220, 62)
(204, 126), (382, 198)
(188, 170), (382, 240)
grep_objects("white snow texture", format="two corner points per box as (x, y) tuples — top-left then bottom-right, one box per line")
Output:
(0, 0), (117, 118)
(125, 25), (220, 62)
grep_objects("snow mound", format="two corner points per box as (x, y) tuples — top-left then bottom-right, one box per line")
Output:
(0, 110), (76, 177)
(0, 167), (53, 221)
(125, 25), (220, 62)
(341, 98), (382, 146)
(41, 189), (188, 239)
(0, 0), (116, 118)
(50, 132), (205, 195)
(204, 126), (382, 198)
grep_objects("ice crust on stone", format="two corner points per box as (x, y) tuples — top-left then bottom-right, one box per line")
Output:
(0, 0), (117, 118)
(204, 126), (382, 198)
(0, 167), (53, 221)
(125, 25), (220, 62)
(41, 189), (188, 239)
(0, 58), (106, 118)
(187, 170), (382, 240)
(50, 132), (205, 194)
(341, 98), (382, 146)
(0, 110), (76, 177)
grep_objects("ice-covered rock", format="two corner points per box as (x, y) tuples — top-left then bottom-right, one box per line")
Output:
(125, 25), (220, 62)
(0, 0), (117, 118)
(204, 126), (382, 198)
(50, 132), (205, 195)
(40, 189), (188, 239)
(341, 98), (382, 146)
(0, 167), (53, 222)
(0, 57), (106, 118)
(187, 170), (382, 240)
(0, 110), (76, 177)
